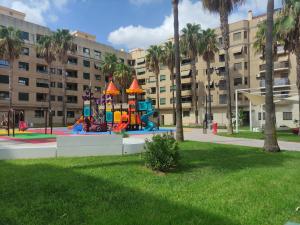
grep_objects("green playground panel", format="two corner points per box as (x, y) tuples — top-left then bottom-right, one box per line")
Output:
(8, 133), (56, 139)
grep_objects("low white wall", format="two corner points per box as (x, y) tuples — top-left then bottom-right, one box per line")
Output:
(0, 147), (56, 160)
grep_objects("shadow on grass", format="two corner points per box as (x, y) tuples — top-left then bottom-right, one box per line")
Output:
(0, 160), (239, 225)
(176, 141), (299, 173)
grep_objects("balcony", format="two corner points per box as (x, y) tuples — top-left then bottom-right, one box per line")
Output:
(259, 78), (290, 87)
(259, 61), (289, 72)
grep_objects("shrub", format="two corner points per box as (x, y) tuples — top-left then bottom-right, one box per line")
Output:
(144, 134), (179, 172)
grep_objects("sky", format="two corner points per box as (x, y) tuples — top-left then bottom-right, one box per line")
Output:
(0, 0), (282, 51)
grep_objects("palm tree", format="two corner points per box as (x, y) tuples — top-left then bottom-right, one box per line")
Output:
(0, 26), (23, 110)
(36, 35), (56, 126)
(180, 23), (201, 124)
(202, 0), (245, 134)
(263, 0), (280, 152)
(113, 63), (133, 102)
(277, 0), (300, 135)
(162, 41), (176, 125)
(145, 45), (163, 126)
(52, 29), (75, 126)
(172, 0), (184, 141)
(101, 53), (119, 81)
(198, 28), (218, 128)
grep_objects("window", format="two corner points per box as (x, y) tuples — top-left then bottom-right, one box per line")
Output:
(83, 73), (90, 80)
(67, 111), (75, 118)
(150, 87), (156, 94)
(94, 50), (101, 59)
(21, 47), (29, 56)
(234, 77), (243, 86)
(219, 94), (227, 104)
(68, 57), (78, 65)
(36, 79), (49, 88)
(170, 85), (176, 91)
(233, 32), (241, 41)
(20, 31), (29, 41)
(160, 98), (166, 105)
(0, 91), (9, 100)
(258, 112), (265, 120)
(57, 111), (63, 116)
(244, 46), (248, 54)
(57, 82), (63, 88)
(36, 64), (47, 73)
(83, 60), (90, 67)
(94, 86), (101, 92)
(83, 85), (89, 91)
(170, 97), (176, 104)
(148, 76), (156, 83)
(66, 83), (78, 91)
(83, 47), (90, 55)
(18, 77), (29, 86)
(136, 58), (145, 65)
(244, 31), (248, 39)
(66, 70), (78, 78)
(57, 69), (62, 75)
(36, 34), (43, 42)
(182, 83), (191, 91)
(137, 68), (146, 75)
(95, 74), (101, 80)
(138, 79), (146, 85)
(51, 95), (55, 101)
(244, 62), (248, 70)
(244, 77), (248, 85)
(234, 62), (242, 70)
(183, 111), (190, 117)
(67, 95), (77, 103)
(19, 62), (29, 71)
(151, 99), (156, 105)
(0, 60), (9, 68)
(34, 110), (44, 118)
(18, 92), (29, 101)
(218, 37), (223, 45)
(160, 86), (166, 93)
(0, 75), (9, 84)
(181, 58), (191, 65)
(50, 82), (55, 87)
(182, 96), (192, 103)
(36, 93), (47, 102)
(50, 68), (56, 74)
(218, 80), (227, 90)
(57, 96), (63, 101)
(283, 112), (292, 120)
(219, 54), (225, 62)
(160, 75), (166, 81)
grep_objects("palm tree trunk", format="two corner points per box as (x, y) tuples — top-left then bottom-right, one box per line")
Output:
(8, 61), (13, 110)
(62, 66), (67, 126)
(206, 60), (212, 128)
(171, 69), (176, 125)
(263, 0), (280, 152)
(296, 44), (300, 135)
(156, 73), (160, 127)
(172, 0), (184, 141)
(191, 59), (198, 124)
(48, 64), (52, 127)
(220, 5), (233, 134)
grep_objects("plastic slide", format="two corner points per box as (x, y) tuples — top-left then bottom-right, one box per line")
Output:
(113, 114), (129, 132)
(141, 109), (157, 131)
(68, 116), (84, 131)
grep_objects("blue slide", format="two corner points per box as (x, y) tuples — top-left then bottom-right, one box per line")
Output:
(140, 100), (157, 131)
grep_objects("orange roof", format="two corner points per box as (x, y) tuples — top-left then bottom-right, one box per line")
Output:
(104, 81), (120, 96)
(126, 78), (144, 94)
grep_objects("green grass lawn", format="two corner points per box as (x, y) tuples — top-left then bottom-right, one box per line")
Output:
(1, 142), (300, 225)
(218, 130), (300, 143)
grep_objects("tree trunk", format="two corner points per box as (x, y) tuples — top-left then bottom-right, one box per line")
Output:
(155, 72), (160, 127)
(220, 5), (233, 134)
(172, 0), (184, 141)
(62, 66), (67, 126)
(8, 61), (13, 110)
(191, 58), (198, 124)
(206, 60), (212, 128)
(296, 44), (300, 135)
(48, 63), (52, 127)
(263, 0), (280, 152)
(170, 68), (176, 125)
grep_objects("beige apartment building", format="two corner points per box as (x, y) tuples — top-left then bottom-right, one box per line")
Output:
(0, 6), (130, 126)
(0, 5), (299, 128)
(130, 10), (299, 128)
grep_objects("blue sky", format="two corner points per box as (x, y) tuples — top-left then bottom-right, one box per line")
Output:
(0, 0), (282, 50)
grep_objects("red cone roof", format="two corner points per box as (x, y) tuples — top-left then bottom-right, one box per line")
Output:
(126, 78), (144, 94)
(104, 81), (120, 96)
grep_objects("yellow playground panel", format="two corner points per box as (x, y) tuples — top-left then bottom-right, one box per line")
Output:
(0, 129), (31, 135)
(113, 111), (128, 123)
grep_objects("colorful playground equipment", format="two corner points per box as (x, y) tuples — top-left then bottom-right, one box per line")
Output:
(69, 78), (158, 133)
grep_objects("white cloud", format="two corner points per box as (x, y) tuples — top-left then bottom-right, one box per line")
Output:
(108, 0), (283, 50)
(0, 0), (72, 25)
(129, 0), (162, 5)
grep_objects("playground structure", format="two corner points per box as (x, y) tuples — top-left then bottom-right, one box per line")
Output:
(68, 78), (158, 133)
(0, 109), (29, 136)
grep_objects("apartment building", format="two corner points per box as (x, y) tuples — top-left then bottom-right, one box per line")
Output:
(130, 10), (299, 128)
(0, 6), (131, 126)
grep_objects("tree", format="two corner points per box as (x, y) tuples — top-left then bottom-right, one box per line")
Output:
(52, 29), (75, 126)
(145, 45), (163, 126)
(198, 28), (218, 128)
(277, 0), (300, 135)
(114, 63), (133, 102)
(36, 35), (56, 125)
(263, 0), (280, 152)
(162, 41), (176, 125)
(180, 23), (201, 124)
(101, 52), (119, 81)
(202, 0), (245, 134)
(172, 0), (184, 141)
(0, 26), (23, 110)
